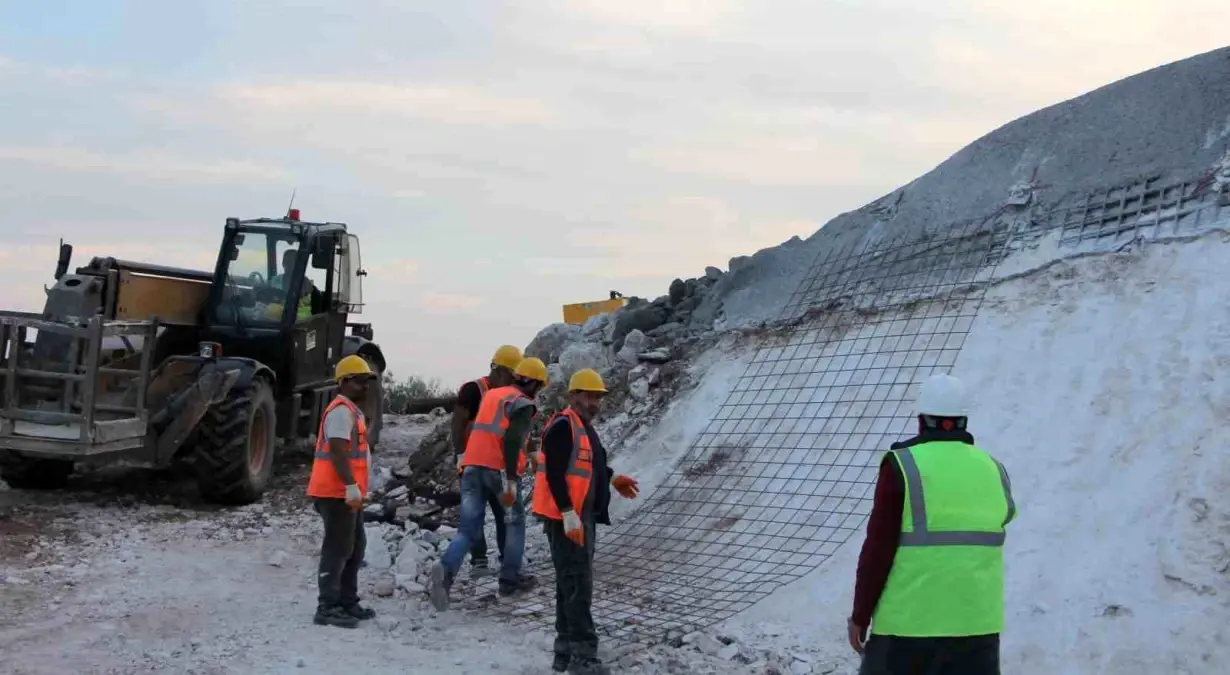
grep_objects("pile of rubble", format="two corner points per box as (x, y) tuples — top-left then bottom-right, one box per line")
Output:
(522, 267), (737, 445)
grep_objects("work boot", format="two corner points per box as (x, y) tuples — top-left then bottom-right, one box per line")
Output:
(498, 572), (538, 597)
(342, 602), (376, 620)
(428, 562), (454, 611)
(313, 605), (359, 629)
(552, 652), (570, 672)
(471, 557), (492, 578)
(567, 656), (610, 675)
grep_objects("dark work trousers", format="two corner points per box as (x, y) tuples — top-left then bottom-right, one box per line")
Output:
(471, 490), (508, 564)
(545, 515), (598, 659)
(859, 634), (1000, 675)
(314, 498), (366, 609)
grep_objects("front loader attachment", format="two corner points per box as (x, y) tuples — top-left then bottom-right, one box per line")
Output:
(0, 312), (159, 460)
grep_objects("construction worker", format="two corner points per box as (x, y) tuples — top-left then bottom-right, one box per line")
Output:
(269, 248), (313, 320)
(307, 355), (379, 629)
(430, 357), (549, 609)
(449, 344), (524, 576)
(848, 373), (1016, 674)
(532, 369), (640, 675)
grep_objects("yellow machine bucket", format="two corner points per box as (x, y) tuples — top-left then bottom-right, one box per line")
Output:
(561, 297), (627, 325)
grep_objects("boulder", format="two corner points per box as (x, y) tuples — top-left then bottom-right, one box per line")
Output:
(581, 312), (612, 339)
(616, 329), (647, 364)
(705, 266), (724, 281)
(558, 341), (612, 378)
(612, 304), (671, 350)
(628, 378), (650, 402)
(525, 323), (582, 364)
(364, 526), (393, 570)
(668, 278), (687, 305)
(395, 539), (426, 577)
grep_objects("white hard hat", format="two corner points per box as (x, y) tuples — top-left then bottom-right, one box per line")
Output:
(916, 373), (969, 417)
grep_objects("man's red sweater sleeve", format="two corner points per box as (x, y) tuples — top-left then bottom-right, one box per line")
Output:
(851, 454), (904, 628)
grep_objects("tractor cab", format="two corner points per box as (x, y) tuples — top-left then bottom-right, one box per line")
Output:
(204, 210), (367, 412)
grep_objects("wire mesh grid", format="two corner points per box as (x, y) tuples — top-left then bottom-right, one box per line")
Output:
(452, 218), (1015, 646)
(1042, 173), (1230, 248)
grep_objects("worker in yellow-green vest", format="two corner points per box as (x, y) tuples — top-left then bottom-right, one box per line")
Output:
(269, 248), (314, 321)
(848, 373), (1016, 675)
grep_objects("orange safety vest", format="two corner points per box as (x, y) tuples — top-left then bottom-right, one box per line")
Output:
(307, 396), (371, 498)
(456, 376), (491, 477)
(460, 385), (532, 476)
(531, 407), (594, 521)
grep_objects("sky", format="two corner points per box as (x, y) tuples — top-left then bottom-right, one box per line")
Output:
(1, 1), (1227, 385)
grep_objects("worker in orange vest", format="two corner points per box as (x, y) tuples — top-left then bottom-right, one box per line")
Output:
(449, 344), (523, 577)
(307, 355), (379, 629)
(429, 357), (548, 610)
(532, 369), (639, 675)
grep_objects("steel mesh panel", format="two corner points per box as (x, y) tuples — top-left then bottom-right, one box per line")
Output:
(450, 217), (1015, 647)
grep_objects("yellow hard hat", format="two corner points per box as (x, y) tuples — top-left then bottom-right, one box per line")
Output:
(263, 303), (284, 319)
(513, 357), (548, 384)
(568, 368), (607, 393)
(491, 344), (523, 370)
(334, 354), (375, 382)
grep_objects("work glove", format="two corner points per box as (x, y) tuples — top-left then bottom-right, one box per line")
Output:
(344, 483), (363, 512)
(611, 474), (640, 499)
(500, 472), (517, 507)
(561, 509), (584, 547)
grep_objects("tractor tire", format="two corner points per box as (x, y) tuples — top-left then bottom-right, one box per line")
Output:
(0, 458), (73, 490)
(194, 378), (277, 505)
(362, 355), (384, 450)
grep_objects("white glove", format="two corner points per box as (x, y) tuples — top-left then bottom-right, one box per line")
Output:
(456, 455), (464, 469)
(561, 509), (584, 546)
(344, 484), (362, 502)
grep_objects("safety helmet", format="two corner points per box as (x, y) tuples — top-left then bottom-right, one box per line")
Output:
(334, 355), (376, 382)
(568, 368), (608, 393)
(916, 373), (968, 417)
(513, 357), (548, 384)
(491, 344), (523, 370)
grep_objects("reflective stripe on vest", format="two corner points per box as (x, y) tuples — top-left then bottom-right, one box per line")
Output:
(306, 396), (371, 498)
(460, 385), (531, 474)
(871, 441), (1015, 638)
(895, 447), (1016, 547)
(531, 408), (594, 520)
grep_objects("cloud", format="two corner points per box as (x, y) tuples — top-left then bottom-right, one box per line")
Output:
(525, 195), (818, 279)
(0, 145), (290, 185)
(555, 0), (744, 35)
(418, 292), (484, 312)
(217, 81), (560, 127)
(0, 55), (126, 86)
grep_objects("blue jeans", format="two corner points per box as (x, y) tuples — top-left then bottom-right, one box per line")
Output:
(441, 466), (525, 585)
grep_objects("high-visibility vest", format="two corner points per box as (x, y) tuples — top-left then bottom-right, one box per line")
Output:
(271, 275), (312, 320)
(871, 440), (1016, 637)
(455, 376), (491, 476)
(307, 396), (371, 498)
(531, 407), (594, 521)
(460, 385), (532, 476)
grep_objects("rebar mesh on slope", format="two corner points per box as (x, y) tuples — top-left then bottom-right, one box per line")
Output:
(455, 218), (1014, 646)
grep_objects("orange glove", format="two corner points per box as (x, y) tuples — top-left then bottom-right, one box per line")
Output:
(562, 510), (585, 546)
(611, 474), (639, 499)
